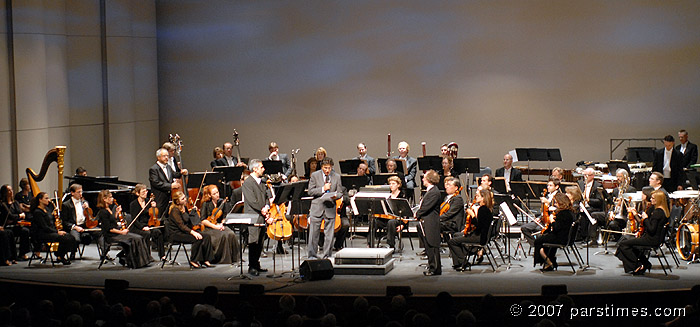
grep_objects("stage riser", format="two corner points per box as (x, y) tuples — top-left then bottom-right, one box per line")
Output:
(334, 259), (395, 275)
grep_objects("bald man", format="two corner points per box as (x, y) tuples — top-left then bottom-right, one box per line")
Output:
(495, 154), (523, 192)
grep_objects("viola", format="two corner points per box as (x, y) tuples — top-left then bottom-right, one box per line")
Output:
(84, 201), (98, 229)
(202, 197), (228, 231)
(147, 195), (160, 228)
(463, 196), (478, 235)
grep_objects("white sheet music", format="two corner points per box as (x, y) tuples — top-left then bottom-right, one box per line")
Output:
(500, 202), (517, 226)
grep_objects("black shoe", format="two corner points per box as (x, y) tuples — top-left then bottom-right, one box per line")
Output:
(59, 257), (71, 265)
(475, 255), (484, 265)
(257, 267), (268, 273)
(423, 270), (441, 276)
(248, 268), (259, 276)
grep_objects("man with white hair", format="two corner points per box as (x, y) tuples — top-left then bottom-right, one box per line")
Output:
(578, 167), (606, 244)
(393, 141), (417, 189)
(149, 148), (188, 217)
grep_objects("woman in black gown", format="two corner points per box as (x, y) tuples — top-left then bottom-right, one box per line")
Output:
(615, 190), (669, 275)
(534, 192), (575, 271)
(30, 192), (75, 265)
(96, 190), (150, 268)
(199, 185), (239, 264)
(166, 191), (214, 268)
(447, 188), (493, 270)
(129, 184), (165, 261)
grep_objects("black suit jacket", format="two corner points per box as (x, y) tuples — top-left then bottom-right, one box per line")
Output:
(494, 167), (523, 182)
(652, 148), (685, 189)
(676, 141), (698, 168)
(149, 163), (181, 215)
(242, 176), (269, 244)
(60, 198), (80, 232)
(439, 195), (465, 231)
(416, 185), (441, 247)
(578, 180), (605, 212)
(214, 156), (240, 167)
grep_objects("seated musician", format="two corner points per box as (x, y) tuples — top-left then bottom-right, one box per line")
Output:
(521, 178), (561, 247)
(305, 157), (319, 179)
(215, 142), (247, 168)
(534, 193), (575, 272)
(447, 188), (493, 270)
(477, 174), (493, 192)
(356, 162), (372, 185)
(393, 141), (417, 189)
(439, 177), (465, 234)
(374, 176), (406, 249)
(0, 184), (30, 260)
(14, 178), (33, 220)
(440, 157), (457, 178)
(578, 168), (606, 244)
(615, 190), (669, 275)
(0, 221), (16, 265)
(166, 191), (214, 268)
(129, 184), (165, 261)
(200, 185), (239, 264)
(30, 192), (76, 265)
(210, 146), (224, 168)
(268, 141), (292, 177)
(495, 153), (523, 192)
(355, 143), (376, 175)
(551, 167), (564, 181)
(440, 144), (449, 157)
(61, 184), (102, 259)
(96, 190), (150, 268)
(565, 186), (583, 213)
(385, 159), (406, 189)
(605, 169), (637, 238)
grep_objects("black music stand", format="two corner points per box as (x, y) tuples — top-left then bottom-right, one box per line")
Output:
(282, 181), (309, 273)
(261, 160), (284, 176)
(454, 157), (480, 197)
(372, 173), (399, 186)
(186, 171), (223, 189)
(388, 198), (417, 255)
(213, 166), (244, 199)
(353, 194), (391, 248)
(547, 149), (562, 162)
(224, 213), (262, 280)
(606, 160), (630, 175)
(265, 182), (299, 278)
(339, 159), (362, 175)
(342, 175), (370, 192)
(417, 156), (442, 171)
(626, 147), (655, 162)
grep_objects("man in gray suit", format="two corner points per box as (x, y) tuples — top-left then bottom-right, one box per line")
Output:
(308, 157), (344, 259)
(268, 142), (292, 177)
(242, 159), (271, 276)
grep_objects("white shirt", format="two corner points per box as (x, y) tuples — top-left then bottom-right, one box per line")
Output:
(157, 162), (171, 181)
(680, 142), (687, 154)
(72, 197), (86, 226)
(585, 181), (593, 202)
(504, 168), (512, 191)
(225, 156), (235, 166)
(168, 157), (177, 173)
(663, 148), (672, 178)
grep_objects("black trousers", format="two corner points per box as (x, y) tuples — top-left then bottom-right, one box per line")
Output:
(37, 233), (76, 258)
(248, 230), (264, 269)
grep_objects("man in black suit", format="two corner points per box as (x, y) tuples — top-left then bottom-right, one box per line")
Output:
(677, 130), (698, 168)
(307, 158), (344, 259)
(162, 142), (182, 175)
(494, 153), (523, 192)
(652, 135), (685, 191)
(242, 159), (271, 276)
(578, 168), (606, 243)
(60, 184), (100, 259)
(149, 148), (187, 218)
(267, 142), (292, 176)
(416, 170), (442, 276)
(439, 177), (465, 234)
(214, 142), (247, 168)
(355, 143), (376, 175)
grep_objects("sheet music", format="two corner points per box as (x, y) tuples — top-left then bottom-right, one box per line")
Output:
(350, 191), (390, 215)
(580, 204), (596, 225)
(500, 202), (518, 226)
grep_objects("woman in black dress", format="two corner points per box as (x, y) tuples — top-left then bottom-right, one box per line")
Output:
(199, 185), (239, 264)
(30, 192), (75, 265)
(129, 184), (165, 261)
(615, 190), (669, 275)
(166, 191), (214, 268)
(374, 176), (405, 248)
(534, 192), (575, 271)
(1, 184), (30, 261)
(96, 190), (150, 268)
(447, 188), (493, 270)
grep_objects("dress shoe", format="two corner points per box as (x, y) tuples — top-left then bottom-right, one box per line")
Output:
(423, 270), (441, 276)
(540, 265), (555, 272)
(257, 267), (268, 273)
(202, 261), (213, 268)
(59, 257), (71, 265)
(248, 268), (259, 276)
(632, 265), (645, 275)
(118, 257), (126, 267)
(189, 261), (201, 268)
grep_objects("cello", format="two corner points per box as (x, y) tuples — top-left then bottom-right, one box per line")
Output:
(320, 198), (343, 233)
(265, 180), (293, 240)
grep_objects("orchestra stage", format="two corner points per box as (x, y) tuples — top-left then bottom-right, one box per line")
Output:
(1, 236), (699, 299)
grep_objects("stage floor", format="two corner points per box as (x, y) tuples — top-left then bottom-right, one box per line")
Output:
(1, 236), (699, 298)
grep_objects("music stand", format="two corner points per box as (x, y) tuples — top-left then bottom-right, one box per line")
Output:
(339, 159), (362, 175)
(261, 160), (284, 175)
(547, 149), (562, 162)
(388, 198), (416, 256)
(626, 147), (655, 162)
(213, 166), (244, 199)
(372, 173), (399, 186)
(607, 160), (630, 175)
(498, 202), (523, 269)
(417, 156), (442, 171)
(352, 192), (391, 248)
(454, 157), (480, 197)
(186, 171), (223, 188)
(278, 181), (309, 274)
(341, 175), (370, 192)
(492, 177), (508, 195)
(224, 213), (262, 280)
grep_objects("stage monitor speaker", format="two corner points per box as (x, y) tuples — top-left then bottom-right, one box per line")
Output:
(300, 259), (334, 281)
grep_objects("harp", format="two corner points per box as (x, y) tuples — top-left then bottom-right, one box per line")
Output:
(26, 146), (66, 201)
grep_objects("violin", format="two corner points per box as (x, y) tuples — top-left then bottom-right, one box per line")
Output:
(113, 199), (126, 230)
(147, 194), (160, 227)
(540, 189), (551, 231)
(265, 180), (293, 240)
(84, 199), (98, 229)
(203, 197), (228, 231)
(463, 195), (477, 235)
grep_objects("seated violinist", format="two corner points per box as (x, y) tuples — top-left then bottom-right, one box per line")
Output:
(30, 192), (76, 265)
(447, 188), (493, 270)
(61, 184), (102, 259)
(374, 176), (406, 249)
(439, 177), (465, 234)
(200, 185), (239, 264)
(521, 178), (561, 247)
(166, 191), (214, 268)
(97, 190), (150, 268)
(534, 193), (575, 272)
(477, 174), (493, 192)
(129, 184), (165, 261)
(0, 184), (31, 260)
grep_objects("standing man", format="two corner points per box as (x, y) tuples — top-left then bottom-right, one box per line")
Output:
(215, 142), (247, 168)
(268, 142), (292, 177)
(495, 153), (523, 192)
(652, 135), (685, 191)
(416, 170), (442, 276)
(162, 142), (182, 175)
(355, 143), (376, 175)
(307, 158), (344, 259)
(393, 141), (417, 201)
(242, 159), (271, 276)
(677, 129), (698, 168)
(149, 148), (187, 218)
